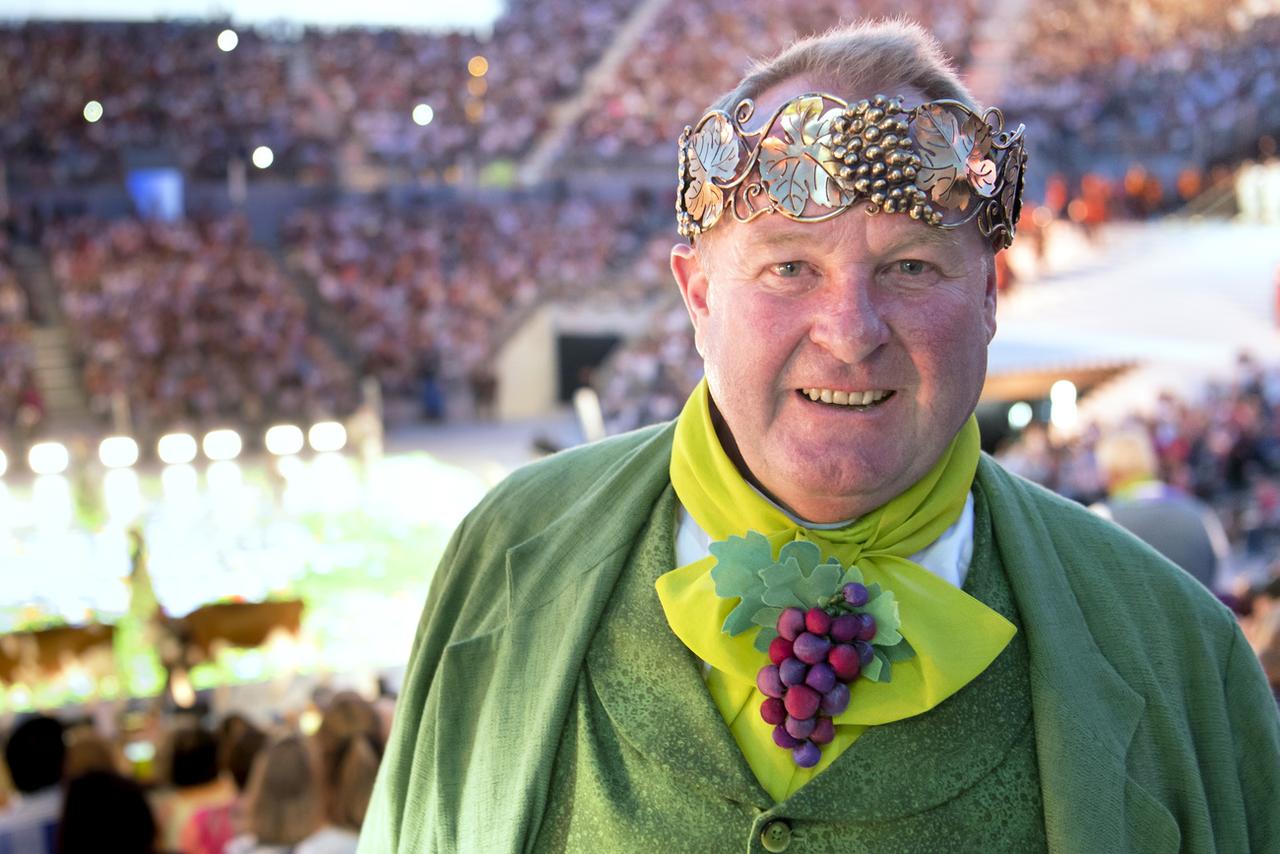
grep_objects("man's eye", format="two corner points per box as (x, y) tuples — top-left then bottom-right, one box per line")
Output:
(896, 259), (929, 275)
(771, 261), (806, 278)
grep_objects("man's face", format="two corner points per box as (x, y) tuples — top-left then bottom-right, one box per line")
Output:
(671, 81), (996, 522)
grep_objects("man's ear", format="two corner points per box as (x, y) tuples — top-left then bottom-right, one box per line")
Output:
(983, 251), (999, 343)
(671, 242), (712, 353)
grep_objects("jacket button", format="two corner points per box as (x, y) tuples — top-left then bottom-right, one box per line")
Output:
(760, 819), (792, 852)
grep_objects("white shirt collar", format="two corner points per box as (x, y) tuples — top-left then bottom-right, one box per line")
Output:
(674, 491), (975, 589)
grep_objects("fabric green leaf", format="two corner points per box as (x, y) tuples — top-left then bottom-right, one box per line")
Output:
(777, 540), (821, 574)
(863, 588), (903, 647)
(879, 637), (916, 663)
(862, 651), (884, 682)
(709, 531), (775, 636)
(761, 551), (845, 610)
(870, 648), (893, 682)
(753, 606), (784, 631)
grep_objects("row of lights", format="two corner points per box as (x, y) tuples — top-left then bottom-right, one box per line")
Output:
(87, 29), (490, 139)
(2, 422), (347, 478)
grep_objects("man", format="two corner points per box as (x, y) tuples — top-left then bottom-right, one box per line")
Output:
(1093, 425), (1229, 590)
(0, 715), (65, 854)
(361, 20), (1279, 853)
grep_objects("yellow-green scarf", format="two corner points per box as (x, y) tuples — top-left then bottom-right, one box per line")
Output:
(656, 379), (1015, 801)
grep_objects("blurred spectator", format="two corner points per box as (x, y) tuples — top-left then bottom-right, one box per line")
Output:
(182, 721), (267, 854)
(309, 692), (384, 854)
(56, 771), (157, 854)
(0, 715), (66, 854)
(151, 725), (235, 852)
(1094, 425), (1229, 589)
(1240, 572), (1280, 700)
(61, 725), (119, 781)
(227, 734), (324, 854)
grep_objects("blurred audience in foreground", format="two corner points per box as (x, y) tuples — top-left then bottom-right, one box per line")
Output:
(0, 689), (384, 854)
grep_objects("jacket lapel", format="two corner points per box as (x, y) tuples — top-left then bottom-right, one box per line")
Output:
(977, 459), (1177, 853)
(427, 424), (679, 853)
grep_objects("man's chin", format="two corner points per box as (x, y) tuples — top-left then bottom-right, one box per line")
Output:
(766, 445), (908, 521)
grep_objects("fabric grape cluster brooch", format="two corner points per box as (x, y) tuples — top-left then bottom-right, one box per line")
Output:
(709, 533), (916, 768)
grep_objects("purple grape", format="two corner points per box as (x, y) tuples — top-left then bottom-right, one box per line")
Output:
(830, 614), (859, 643)
(804, 662), (836, 694)
(779, 656), (808, 687)
(811, 716), (836, 745)
(843, 582), (869, 606)
(756, 665), (784, 698)
(856, 613), (878, 642)
(768, 636), (793, 665)
(793, 632), (832, 665)
(785, 684), (821, 719)
(785, 714), (816, 740)
(805, 607), (832, 636)
(854, 640), (875, 668)
(821, 682), (850, 716)
(793, 741), (821, 768)
(777, 607), (806, 641)
(760, 697), (786, 725)
(828, 644), (861, 681)
(772, 725), (802, 749)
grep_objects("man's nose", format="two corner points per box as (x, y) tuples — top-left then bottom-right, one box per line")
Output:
(807, 275), (890, 364)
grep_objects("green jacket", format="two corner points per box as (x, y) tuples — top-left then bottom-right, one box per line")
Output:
(360, 423), (1280, 853)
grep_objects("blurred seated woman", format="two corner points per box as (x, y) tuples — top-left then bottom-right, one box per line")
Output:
(306, 692), (385, 854)
(226, 734), (324, 854)
(182, 722), (267, 854)
(150, 724), (235, 851)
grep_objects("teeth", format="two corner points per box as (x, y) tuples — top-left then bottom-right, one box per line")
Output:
(800, 388), (891, 407)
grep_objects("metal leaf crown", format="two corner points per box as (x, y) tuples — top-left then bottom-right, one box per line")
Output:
(676, 92), (1027, 249)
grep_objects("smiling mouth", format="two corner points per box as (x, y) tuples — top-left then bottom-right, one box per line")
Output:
(797, 387), (895, 409)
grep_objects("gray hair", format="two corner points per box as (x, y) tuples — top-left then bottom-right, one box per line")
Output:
(707, 18), (979, 119)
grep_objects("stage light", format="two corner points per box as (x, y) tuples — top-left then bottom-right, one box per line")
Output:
(28, 442), (69, 475)
(308, 421), (347, 452)
(157, 433), (197, 465)
(1007, 401), (1034, 430)
(217, 28), (239, 52)
(467, 78), (487, 97)
(265, 424), (305, 456)
(1050, 380), (1079, 434)
(203, 429), (243, 461)
(83, 100), (103, 123)
(0, 449), (6, 477)
(467, 55), (488, 77)
(99, 436), (139, 468)
(252, 146), (274, 169)
(412, 103), (434, 126)
(465, 100), (485, 123)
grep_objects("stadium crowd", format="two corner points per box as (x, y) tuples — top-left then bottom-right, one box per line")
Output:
(0, 236), (38, 437)
(0, 0), (635, 187)
(44, 215), (354, 432)
(1007, 11), (1280, 184)
(282, 192), (667, 397)
(0, 690), (386, 854)
(575, 0), (984, 160)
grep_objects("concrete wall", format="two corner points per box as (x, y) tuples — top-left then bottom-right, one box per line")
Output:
(494, 306), (558, 420)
